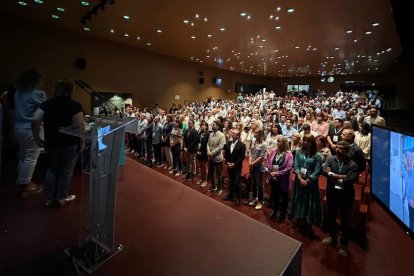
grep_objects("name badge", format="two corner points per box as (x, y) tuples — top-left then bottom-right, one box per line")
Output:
(300, 167), (307, 178)
(334, 180), (344, 190)
(273, 165), (279, 171)
(333, 135), (339, 142)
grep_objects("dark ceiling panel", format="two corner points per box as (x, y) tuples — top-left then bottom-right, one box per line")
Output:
(1, 0), (401, 77)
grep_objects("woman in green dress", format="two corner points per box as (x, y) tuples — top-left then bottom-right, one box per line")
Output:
(293, 134), (323, 238)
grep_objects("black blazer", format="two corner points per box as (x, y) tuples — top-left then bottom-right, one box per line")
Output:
(184, 128), (200, 153)
(197, 131), (210, 161)
(224, 140), (246, 171)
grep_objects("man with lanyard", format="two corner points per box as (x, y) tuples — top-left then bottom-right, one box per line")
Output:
(322, 141), (358, 257)
(327, 118), (344, 152)
(295, 116), (305, 133)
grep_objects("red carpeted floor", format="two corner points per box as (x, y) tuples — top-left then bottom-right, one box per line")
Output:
(0, 156), (413, 275)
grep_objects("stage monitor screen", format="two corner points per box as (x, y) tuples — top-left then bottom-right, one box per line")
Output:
(214, 77), (223, 87)
(371, 125), (414, 238)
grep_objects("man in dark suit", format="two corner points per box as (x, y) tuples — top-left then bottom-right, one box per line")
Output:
(183, 120), (200, 181)
(223, 128), (246, 206)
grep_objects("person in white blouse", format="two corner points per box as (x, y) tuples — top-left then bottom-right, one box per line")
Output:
(354, 122), (371, 160)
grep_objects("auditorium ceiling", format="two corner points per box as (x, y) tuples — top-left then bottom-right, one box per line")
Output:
(2, 0), (401, 77)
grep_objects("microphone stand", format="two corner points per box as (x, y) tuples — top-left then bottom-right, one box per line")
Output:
(74, 80), (108, 117)
(78, 80), (123, 119)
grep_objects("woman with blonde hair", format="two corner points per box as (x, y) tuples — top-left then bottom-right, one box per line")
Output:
(235, 121), (247, 144)
(266, 136), (293, 222)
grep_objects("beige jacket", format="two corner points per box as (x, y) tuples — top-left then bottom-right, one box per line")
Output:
(207, 130), (226, 162)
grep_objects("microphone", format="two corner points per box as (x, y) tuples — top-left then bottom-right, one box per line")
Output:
(77, 79), (123, 119)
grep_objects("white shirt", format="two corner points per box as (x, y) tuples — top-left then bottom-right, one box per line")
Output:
(230, 140), (238, 153)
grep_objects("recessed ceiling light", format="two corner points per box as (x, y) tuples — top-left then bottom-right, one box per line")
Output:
(387, 47), (392, 52)
(275, 16), (279, 21)
(110, 29), (115, 33)
(81, 1), (90, 6)
(51, 14), (59, 19)
(156, 29), (162, 33)
(354, 39), (358, 43)
(18, 1), (28, 6)
(190, 22), (194, 26)
(294, 46), (300, 49)
(346, 30), (353, 34)
(365, 31), (372, 35)
(259, 45), (264, 48)
(275, 26), (282, 30)
(372, 22), (380, 27)
(276, 6), (281, 12)
(335, 47), (340, 51)
(191, 35), (196, 39)
(247, 15), (251, 20)
(287, 8), (295, 13)
(240, 12), (247, 17)
(136, 36), (140, 40)
(34, 0), (43, 4)
(83, 27), (90, 31)
(146, 42), (151, 46)
(123, 15), (130, 20)
(124, 33), (129, 37)
(269, 15), (274, 19)
(195, 14), (199, 19)
(261, 39), (266, 42)
(183, 19), (189, 24)
(57, 7), (65, 12)
(219, 28), (225, 31)
(213, 47), (218, 50)
(207, 34), (212, 38)
(204, 17), (208, 22)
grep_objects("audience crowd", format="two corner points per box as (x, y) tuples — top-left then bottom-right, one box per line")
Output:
(123, 90), (383, 257)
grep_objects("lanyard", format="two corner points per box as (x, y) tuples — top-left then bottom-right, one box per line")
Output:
(334, 127), (343, 135)
(336, 157), (344, 174)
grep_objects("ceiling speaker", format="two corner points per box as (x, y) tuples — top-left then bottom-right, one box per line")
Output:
(75, 58), (86, 69)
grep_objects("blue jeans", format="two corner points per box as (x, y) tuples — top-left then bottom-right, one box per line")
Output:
(15, 128), (42, 185)
(45, 144), (79, 201)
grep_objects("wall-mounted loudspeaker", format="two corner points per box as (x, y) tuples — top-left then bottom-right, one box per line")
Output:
(75, 58), (86, 69)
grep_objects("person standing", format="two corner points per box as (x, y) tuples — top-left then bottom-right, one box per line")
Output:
(196, 121), (210, 186)
(183, 120), (199, 181)
(363, 105), (386, 126)
(293, 134), (323, 238)
(207, 120), (226, 195)
(14, 68), (47, 196)
(248, 130), (267, 210)
(266, 136), (293, 222)
(223, 128), (246, 206)
(322, 141), (358, 256)
(32, 80), (84, 207)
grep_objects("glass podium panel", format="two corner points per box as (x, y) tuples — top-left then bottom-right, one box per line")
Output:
(60, 116), (137, 274)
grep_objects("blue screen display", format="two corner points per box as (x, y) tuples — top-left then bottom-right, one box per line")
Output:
(97, 125), (111, 151)
(372, 125), (414, 236)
